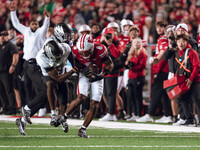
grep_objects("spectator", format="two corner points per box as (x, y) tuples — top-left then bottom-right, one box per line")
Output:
(10, 2), (50, 106)
(80, 1), (96, 24)
(173, 34), (200, 126)
(126, 38), (147, 121)
(99, 27), (122, 121)
(136, 20), (172, 123)
(0, 30), (19, 115)
(91, 23), (102, 44)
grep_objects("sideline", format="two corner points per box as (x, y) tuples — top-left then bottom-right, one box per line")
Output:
(1, 115), (200, 133)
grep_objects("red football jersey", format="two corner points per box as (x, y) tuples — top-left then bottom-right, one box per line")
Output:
(197, 34), (200, 47)
(93, 34), (102, 44)
(118, 35), (130, 52)
(153, 35), (169, 74)
(72, 43), (108, 71)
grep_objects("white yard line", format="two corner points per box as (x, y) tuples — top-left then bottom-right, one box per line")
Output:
(0, 135), (200, 138)
(0, 145), (200, 148)
(1, 115), (200, 133)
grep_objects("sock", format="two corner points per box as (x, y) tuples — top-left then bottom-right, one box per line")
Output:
(64, 113), (68, 119)
(51, 110), (56, 116)
(24, 105), (31, 111)
(81, 126), (86, 130)
(173, 115), (178, 122)
(21, 117), (27, 124)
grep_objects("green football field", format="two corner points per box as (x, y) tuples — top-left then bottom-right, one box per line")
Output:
(0, 121), (200, 150)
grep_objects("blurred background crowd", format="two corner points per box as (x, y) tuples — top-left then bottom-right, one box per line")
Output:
(1, 0), (200, 43)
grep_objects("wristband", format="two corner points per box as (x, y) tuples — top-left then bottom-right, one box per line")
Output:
(12, 64), (16, 68)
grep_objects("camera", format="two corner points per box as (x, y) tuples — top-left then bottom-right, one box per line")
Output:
(168, 34), (177, 48)
(105, 34), (112, 40)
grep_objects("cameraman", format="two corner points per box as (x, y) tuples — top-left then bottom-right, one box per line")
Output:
(99, 27), (122, 121)
(164, 23), (199, 126)
(163, 25), (179, 123)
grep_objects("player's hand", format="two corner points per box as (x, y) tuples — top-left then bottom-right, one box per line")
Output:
(89, 73), (104, 83)
(43, 5), (51, 17)
(149, 56), (155, 64)
(185, 78), (192, 88)
(102, 67), (110, 76)
(10, 2), (16, 11)
(74, 58), (85, 71)
(82, 68), (92, 78)
(9, 65), (15, 74)
(128, 61), (135, 68)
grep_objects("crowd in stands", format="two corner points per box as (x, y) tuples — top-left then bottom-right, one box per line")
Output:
(1, 0), (200, 42)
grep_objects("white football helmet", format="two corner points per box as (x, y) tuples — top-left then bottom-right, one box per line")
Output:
(54, 23), (72, 43)
(78, 24), (91, 34)
(120, 19), (134, 35)
(44, 40), (63, 62)
(107, 22), (120, 33)
(77, 34), (94, 59)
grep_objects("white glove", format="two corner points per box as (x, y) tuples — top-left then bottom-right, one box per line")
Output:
(149, 56), (155, 64)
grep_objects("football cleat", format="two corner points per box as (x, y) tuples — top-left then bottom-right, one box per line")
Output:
(21, 107), (32, 124)
(78, 128), (89, 138)
(50, 114), (58, 126)
(15, 118), (26, 136)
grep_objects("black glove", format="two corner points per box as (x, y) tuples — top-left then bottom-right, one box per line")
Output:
(128, 61), (135, 68)
(102, 68), (110, 76)
(120, 42), (131, 65)
(101, 40), (108, 47)
(74, 58), (85, 71)
(89, 73), (104, 83)
(82, 68), (92, 78)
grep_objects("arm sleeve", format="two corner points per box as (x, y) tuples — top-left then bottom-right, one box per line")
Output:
(119, 42), (131, 65)
(38, 16), (50, 36)
(9, 43), (18, 55)
(189, 50), (200, 81)
(163, 47), (173, 60)
(10, 11), (27, 34)
(68, 52), (75, 67)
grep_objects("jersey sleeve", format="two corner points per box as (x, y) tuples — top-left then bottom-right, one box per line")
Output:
(9, 43), (18, 55)
(97, 44), (108, 60)
(10, 11), (27, 35)
(158, 39), (168, 52)
(36, 50), (50, 69)
(71, 45), (78, 57)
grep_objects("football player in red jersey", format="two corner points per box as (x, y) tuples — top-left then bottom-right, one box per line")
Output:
(64, 34), (113, 138)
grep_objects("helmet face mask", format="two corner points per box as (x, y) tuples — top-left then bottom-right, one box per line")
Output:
(54, 23), (72, 43)
(77, 34), (94, 59)
(79, 46), (94, 59)
(44, 40), (63, 62)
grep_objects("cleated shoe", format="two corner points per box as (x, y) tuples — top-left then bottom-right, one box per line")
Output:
(50, 114), (58, 126)
(21, 107), (32, 124)
(56, 116), (68, 133)
(61, 117), (68, 133)
(15, 118), (26, 136)
(78, 128), (89, 138)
